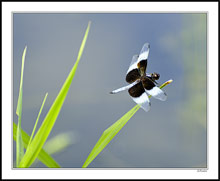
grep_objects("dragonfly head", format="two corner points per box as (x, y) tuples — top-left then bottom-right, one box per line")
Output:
(151, 72), (160, 80)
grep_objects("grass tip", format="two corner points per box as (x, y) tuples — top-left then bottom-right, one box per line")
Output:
(167, 79), (173, 84)
(24, 46), (27, 53)
(87, 21), (92, 28)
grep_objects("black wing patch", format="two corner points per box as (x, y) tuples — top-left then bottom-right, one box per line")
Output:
(128, 82), (145, 98)
(126, 69), (141, 83)
(137, 59), (147, 76)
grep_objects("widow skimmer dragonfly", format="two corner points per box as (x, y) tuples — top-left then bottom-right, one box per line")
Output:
(110, 43), (167, 112)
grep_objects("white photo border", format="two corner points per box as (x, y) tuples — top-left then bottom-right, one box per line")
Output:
(2, 1), (218, 179)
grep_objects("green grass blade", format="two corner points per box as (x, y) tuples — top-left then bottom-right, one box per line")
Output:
(16, 46), (27, 167)
(13, 122), (60, 168)
(19, 22), (91, 168)
(82, 104), (140, 168)
(16, 46), (27, 116)
(27, 93), (48, 150)
(82, 79), (173, 168)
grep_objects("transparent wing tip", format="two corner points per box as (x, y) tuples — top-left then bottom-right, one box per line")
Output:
(141, 101), (151, 112)
(143, 43), (150, 49)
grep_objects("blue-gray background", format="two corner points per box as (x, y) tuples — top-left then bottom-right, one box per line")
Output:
(13, 13), (207, 168)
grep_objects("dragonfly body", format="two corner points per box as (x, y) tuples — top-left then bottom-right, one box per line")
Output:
(110, 43), (167, 112)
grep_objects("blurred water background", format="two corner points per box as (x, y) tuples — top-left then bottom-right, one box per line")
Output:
(13, 13), (207, 168)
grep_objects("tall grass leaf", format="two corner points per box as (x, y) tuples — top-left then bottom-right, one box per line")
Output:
(16, 46), (27, 167)
(13, 122), (60, 168)
(27, 93), (48, 150)
(19, 22), (91, 168)
(82, 79), (173, 168)
(82, 104), (140, 168)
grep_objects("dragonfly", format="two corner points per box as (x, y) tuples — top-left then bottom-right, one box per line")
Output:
(110, 43), (167, 112)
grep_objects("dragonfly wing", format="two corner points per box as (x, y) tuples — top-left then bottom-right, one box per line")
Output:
(137, 43), (150, 62)
(127, 54), (139, 74)
(145, 86), (167, 101)
(132, 93), (151, 112)
(128, 81), (151, 112)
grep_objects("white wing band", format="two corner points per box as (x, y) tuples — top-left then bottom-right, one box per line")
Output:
(146, 87), (167, 101)
(132, 93), (151, 112)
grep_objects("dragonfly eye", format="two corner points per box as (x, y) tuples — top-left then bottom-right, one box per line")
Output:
(153, 73), (160, 80)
